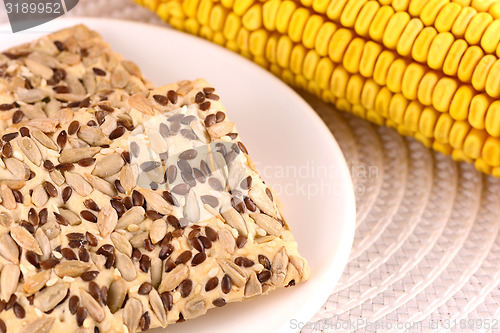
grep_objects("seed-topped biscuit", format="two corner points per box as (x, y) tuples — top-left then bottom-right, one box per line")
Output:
(0, 78), (309, 332)
(0, 24), (153, 131)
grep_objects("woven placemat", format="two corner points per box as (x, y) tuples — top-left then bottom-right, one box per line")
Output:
(2, 1), (500, 331)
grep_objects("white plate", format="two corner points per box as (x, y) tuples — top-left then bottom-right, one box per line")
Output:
(0, 18), (356, 333)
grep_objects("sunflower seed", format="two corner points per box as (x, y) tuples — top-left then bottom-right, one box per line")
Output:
(59, 147), (101, 163)
(54, 261), (91, 277)
(40, 221), (60, 240)
(11, 225), (42, 254)
(0, 264), (20, 301)
(48, 170), (65, 186)
(217, 259), (247, 287)
(137, 188), (173, 215)
(23, 270), (50, 296)
(115, 251), (137, 281)
(123, 297), (142, 332)
(111, 68), (130, 88)
(218, 229), (236, 254)
(244, 272), (262, 298)
(4, 158), (30, 181)
(110, 232), (132, 257)
(0, 212), (12, 227)
(221, 207), (247, 236)
(25, 58), (54, 80)
(0, 233), (19, 264)
(228, 162), (246, 190)
(129, 232), (149, 249)
(80, 290), (105, 322)
(158, 264), (189, 293)
(31, 129), (58, 151)
(149, 288), (167, 325)
(150, 219), (167, 244)
(20, 317), (54, 333)
(107, 278), (127, 313)
(207, 121), (234, 139)
(63, 172), (93, 197)
(116, 206), (145, 229)
(33, 283), (68, 312)
(84, 173), (116, 197)
(31, 184), (49, 207)
(271, 247), (288, 286)
(184, 190), (199, 223)
(119, 164), (135, 195)
(19, 137), (42, 166)
(77, 125), (111, 146)
(249, 213), (283, 237)
(97, 206), (118, 238)
(35, 228), (51, 259)
(129, 94), (154, 115)
(184, 297), (207, 319)
(248, 187), (277, 218)
(151, 257), (162, 288)
(92, 153), (124, 177)
(0, 183), (16, 210)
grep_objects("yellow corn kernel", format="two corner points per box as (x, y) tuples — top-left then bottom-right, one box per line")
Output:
(373, 50), (396, 86)
(389, 93), (408, 124)
(287, 7), (309, 42)
(276, 1), (297, 34)
(367, 110), (385, 126)
(185, 18), (201, 35)
(330, 66), (350, 98)
(475, 158), (492, 174)
(397, 19), (424, 57)
(336, 98), (352, 112)
(383, 12), (410, 51)
(236, 27), (250, 51)
(262, 0), (279, 30)
(308, 80), (322, 96)
(452, 7), (478, 38)
(226, 39), (239, 52)
(409, 0), (430, 16)
(421, 0), (448, 26)
(359, 41), (382, 78)
(303, 15), (324, 49)
(419, 107), (439, 137)
(265, 33), (279, 63)
(485, 59), (500, 98)
(355, 2), (380, 37)
(156, 3), (171, 21)
(427, 32), (454, 70)
(223, 12), (241, 40)
(403, 101), (423, 132)
(276, 35), (293, 68)
(326, 0), (348, 20)
(142, 0), (158, 11)
(432, 141), (452, 155)
(322, 89), (335, 103)
(328, 28), (354, 63)
(213, 31), (227, 45)
(295, 74), (307, 89)
(471, 54), (496, 91)
(210, 5), (228, 31)
(315, 58), (335, 89)
(432, 77), (458, 112)
(452, 149), (473, 163)
(402, 63), (425, 100)
(392, 0), (409, 11)
(340, 0), (368, 28)
(417, 72), (440, 106)
(435, 3), (462, 32)
(434, 113), (454, 143)
(490, 2), (500, 18)
(183, 0), (201, 18)
(249, 29), (268, 56)
(315, 22), (337, 56)
(351, 104), (367, 119)
(282, 69), (295, 85)
(386, 58), (407, 93)
(300, 0), (313, 7)
(453, 0), (471, 6)
(234, 0), (254, 15)
(242, 4), (263, 31)
(493, 166), (500, 177)
(412, 27), (437, 63)
(463, 128), (488, 158)
(269, 63), (282, 76)
(485, 100), (500, 136)
(481, 19), (500, 54)
(449, 85), (474, 120)
(343, 38), (365, 74)
(443, 39), (468, 76)
(200, 25), (214, 40)
(253, 55), (269, 68)
(469, 94), (491, 129)
(466, 12), (494, 47)
(290, 44), (307, 74)
(472, 0), (496, 11)
(379, 0), (392, 5)
(386, 119), (398, 130)
(482, 136), (500, 166)
(360, 79), (380, 110)
(457, 46), (484, 83)
(346, 75), (364, 105)
(375, 87), (393, 118)
(312, 0), (332, 14)
(414, 132), (433, 147)
(303, 50), (320, 80)
(221, 0), (234, 9)
(165, 1), (185, 18)
(449, 120), (471, 149)
(197, 0), (214, 25)
(369, 6), (395, 42)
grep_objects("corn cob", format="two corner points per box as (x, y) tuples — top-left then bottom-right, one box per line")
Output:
(136, 0), (500, 176)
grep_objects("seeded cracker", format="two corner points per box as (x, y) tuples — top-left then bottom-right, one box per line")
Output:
(0, 25), (153, 131)
(0, 39), (309, 333)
